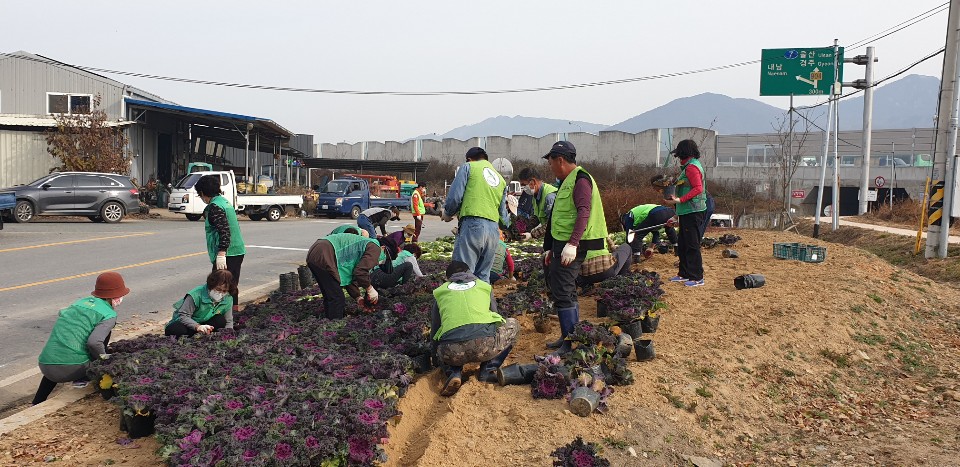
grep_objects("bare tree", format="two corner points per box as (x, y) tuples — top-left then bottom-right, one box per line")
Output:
(768, 109), (813, 218)
(46, 94), (132, 175)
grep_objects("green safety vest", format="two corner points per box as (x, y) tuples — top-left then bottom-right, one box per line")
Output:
(676, 159), (707, 215)
(205, 195), (246, 262)
(628, 204), (658, 227)
(392, 249), (414, 268)
(330, 225), (358, 235)
(491, 241), (508, 275)
(325, 233), (380, 286)
(459, 160), (505, 222)
(411, 191), (425, 215)
(166, 285), (233, 329)
(534, 183), (558, 220)
(432, 279), (503, 340)
(38, 297), (117, 365)
(550, 166), (608, 243)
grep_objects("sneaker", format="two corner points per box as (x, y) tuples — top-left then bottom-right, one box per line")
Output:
(72, 380), (90, 389)
(683, 279), (705, 287)
(669, 276), (687, 282)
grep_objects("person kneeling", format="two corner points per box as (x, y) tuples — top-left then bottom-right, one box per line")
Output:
(165, 270), (234, 337)
(431, 261), (519, 396)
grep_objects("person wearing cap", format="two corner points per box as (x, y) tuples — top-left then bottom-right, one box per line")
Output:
(357, 206), (400, 238)
(663, 139), (707, 287)
(441, 146), (510, 283)
(411, 183), (426, 242)
(431, 260), (519, 396)
(384, 224), (416, 249)
(195, 175), (246, 314)
(517, 167), (557, 241)
(542, 141), (609, 354)
(305, 232), (394, 319)
(621, 204), (678, 254)
(32, 272), (130, 405)
(164, 270), (235, 337)
(330, 225), (367, 236)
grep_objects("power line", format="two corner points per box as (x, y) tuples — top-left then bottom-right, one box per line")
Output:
(847, 3), (948, 49)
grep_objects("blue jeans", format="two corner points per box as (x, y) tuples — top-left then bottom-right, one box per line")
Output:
(452, 217), (500, 283)
(356, 214), (376, 237)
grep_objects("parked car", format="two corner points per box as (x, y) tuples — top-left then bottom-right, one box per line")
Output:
(168, 170), (302, 222)
(2, 172), (140, 223)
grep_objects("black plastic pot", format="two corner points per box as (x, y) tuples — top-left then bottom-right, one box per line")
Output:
(722, 249), (739, 258)
(119, 411), (128, 432)
(297, 265), (314, 288)
(496, 363), (538, 386)
(634, 340), (656, 362)
(619, 320), (643, 341)
(124, 412), (156, 439)
(534, 318), (551, 334)
(100, 387), (116, 401)
(734, 274), (766, 290)
(411, 354), (433, 374)
(661, 185), (676, 200)
(641, 315), (660, 334)
(615, 333), (632, 358)
(596, 300), (607, 318)
(569, 387), (601, 417)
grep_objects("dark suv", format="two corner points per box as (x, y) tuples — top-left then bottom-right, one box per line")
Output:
(3, 172), (140, 223)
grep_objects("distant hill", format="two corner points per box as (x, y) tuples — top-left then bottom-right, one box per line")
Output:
(405, 74), (940, 141)
(410, 115), (608, 140)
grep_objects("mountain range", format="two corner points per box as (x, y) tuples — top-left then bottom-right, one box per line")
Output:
(410, 74), (939, 139)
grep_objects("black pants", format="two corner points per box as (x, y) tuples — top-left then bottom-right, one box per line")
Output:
(164, 313), (227, 337)
(371, 262), (413, 289)
(547, 243), (586, 309)
(678, 211), (706, 281)
(309, 264), (346, 319)
(629, 208), (677, 252)
(212, 255), (243, 308)
(32, 331), (111, 405)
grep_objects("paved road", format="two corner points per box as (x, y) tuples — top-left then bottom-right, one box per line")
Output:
(838, 217), (960, 244)
(0, 212), (450, 410)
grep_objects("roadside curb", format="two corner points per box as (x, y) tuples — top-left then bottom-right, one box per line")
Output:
(0, 280), (279, 436)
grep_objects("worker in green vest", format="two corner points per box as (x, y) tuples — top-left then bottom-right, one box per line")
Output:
(195, 175), (246, 313)
(621, 204), (678, 255)
(33, 272), (130, 405)
(517, 167), (557, 241)
(440, 147), (510, 283)
(431, 261), (519, 396)
(663, 139), (707, 287)
(411, 183), (426, 242)
(305, 233), (396, 319)
(542, 141), (608, 354)
(165, 270), (235, 337)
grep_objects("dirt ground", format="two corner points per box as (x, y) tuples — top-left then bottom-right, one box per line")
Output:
(2, 228), (960, 466)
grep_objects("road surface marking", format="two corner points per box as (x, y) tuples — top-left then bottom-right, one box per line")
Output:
(247, 245), (309, 251)
(0, 252), (205, 293)
(0, 233), (155, 254)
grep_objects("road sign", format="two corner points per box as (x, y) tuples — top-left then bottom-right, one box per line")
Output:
(867, 190), (878, 202)
(791, 190), (805, 199)
(760, 47), (844, 96)
(875, 176), (886, 188)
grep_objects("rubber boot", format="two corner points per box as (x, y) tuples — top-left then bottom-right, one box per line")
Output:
(477, 345), (513, 383)
(552, 305), (579, 355)
(546, 306), (577, 349)
(440, 366), (463, 397)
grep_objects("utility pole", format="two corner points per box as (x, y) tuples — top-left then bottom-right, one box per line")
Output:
(847, 47), (877, 215)
(831, 39), (841, 231)
(813, 84), (836, 238)
(927, 0), (960, 258)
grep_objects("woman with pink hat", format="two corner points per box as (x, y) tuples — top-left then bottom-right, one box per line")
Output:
(32, 272), (130, 405)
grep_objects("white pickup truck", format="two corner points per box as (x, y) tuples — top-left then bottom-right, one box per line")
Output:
(168, 170), (303, 222)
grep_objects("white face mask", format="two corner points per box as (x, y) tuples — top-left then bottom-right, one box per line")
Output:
(111, 296), (123, 308)
(521, 185), (535, 195)
(209, 290), (227, 303)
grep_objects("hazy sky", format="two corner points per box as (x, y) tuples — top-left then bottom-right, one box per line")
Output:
(1, 1), (950, 143)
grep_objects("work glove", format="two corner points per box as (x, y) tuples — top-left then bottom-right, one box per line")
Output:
(99, 353), (111, 361)
(366, 286), (379, 304)
(196, 324), (215, 335)
(626, 230), (636, 244)
(415, 215), (423, 221)
(215, 253), (227, 270)
(542, 250), (551, 267)
(560, 243), (578, 266)
(520, 232), (532, 241)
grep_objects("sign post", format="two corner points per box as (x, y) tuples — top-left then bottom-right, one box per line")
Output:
(760, 47), (844, 96)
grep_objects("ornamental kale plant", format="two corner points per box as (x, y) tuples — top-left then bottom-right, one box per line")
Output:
(531, 354), (571, 400)
(596, 271), (665, 324)
(90, 279), (436, 466)
(568, 321), (618, 351)
(551, 436), (611, 467)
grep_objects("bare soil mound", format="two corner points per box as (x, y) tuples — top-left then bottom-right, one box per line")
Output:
(2, 229), (959, 466)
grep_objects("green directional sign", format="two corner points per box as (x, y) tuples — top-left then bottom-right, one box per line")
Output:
(760, 47), (844, 96)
